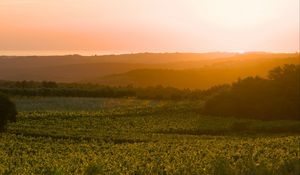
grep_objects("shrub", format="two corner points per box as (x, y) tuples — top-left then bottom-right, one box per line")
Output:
(0, 93), (17, 131)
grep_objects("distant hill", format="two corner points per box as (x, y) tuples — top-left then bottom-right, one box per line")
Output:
(0, 52), (299, 89)
(0, 52), (234, 82)
(95, 53), (299, 89)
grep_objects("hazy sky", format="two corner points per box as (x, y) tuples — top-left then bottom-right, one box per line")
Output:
(0, 0), (299, 54)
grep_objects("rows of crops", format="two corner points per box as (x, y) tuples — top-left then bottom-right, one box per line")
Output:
(1, 97), (299, 174)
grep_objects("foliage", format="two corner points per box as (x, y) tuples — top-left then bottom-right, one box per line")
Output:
(204, 64), (300, 120)
(0, 97), (299, 174)
(0, 93), (17, 131)
(212, 157), (300, 175)
(0, 80), (228, 100)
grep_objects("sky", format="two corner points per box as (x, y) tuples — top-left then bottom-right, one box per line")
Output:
(0, 0), (299, 55)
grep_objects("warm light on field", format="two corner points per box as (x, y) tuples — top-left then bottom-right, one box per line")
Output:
(0, 1), (299, 174)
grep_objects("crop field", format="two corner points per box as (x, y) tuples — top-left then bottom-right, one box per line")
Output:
(1, 97), (300, 174)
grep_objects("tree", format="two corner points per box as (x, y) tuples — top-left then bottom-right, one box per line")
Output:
(203, 64), (300, 120)
(0, 93), (17, 131)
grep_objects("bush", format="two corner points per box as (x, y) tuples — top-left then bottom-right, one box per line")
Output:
(0, 93), (17, 131)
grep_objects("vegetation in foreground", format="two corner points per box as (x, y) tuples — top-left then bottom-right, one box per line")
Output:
(0, 97), (299, 174)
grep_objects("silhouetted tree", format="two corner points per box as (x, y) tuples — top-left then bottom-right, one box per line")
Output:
(0, 93), (17, 131)
(204, 64), (300, 120)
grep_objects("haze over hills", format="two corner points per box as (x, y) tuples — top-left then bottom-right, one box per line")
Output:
(0, 52), (299, 89)
(0, 52), (235, 82)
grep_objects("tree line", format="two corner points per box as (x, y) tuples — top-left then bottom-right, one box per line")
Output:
(0, 80), (227, 100)
(204, 64), (300, 120)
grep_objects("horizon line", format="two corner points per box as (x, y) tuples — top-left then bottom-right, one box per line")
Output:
(0, 50), (299, 57)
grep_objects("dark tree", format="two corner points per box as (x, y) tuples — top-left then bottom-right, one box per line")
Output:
(0, 93), (17, 131)
(204, 64), (300, 120)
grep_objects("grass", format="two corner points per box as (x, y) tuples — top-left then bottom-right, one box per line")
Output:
(0, 97), (299, 174)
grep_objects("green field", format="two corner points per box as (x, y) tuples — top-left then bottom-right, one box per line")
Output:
(1, 97), (300, 174)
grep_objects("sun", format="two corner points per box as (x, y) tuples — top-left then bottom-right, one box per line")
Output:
(236, 50), (245, 54)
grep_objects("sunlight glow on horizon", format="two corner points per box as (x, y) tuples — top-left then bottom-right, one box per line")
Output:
(0, 0), (299, 54)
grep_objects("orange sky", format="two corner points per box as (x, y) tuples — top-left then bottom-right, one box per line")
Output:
(0, 0), (299, 55)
